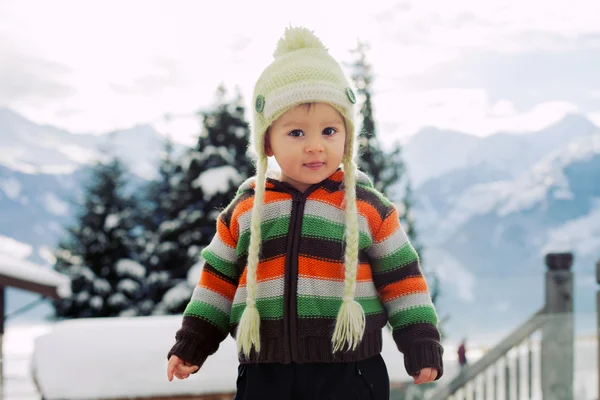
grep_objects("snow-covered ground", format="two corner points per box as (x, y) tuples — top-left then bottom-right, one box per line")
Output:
(3, 319), (598, 400)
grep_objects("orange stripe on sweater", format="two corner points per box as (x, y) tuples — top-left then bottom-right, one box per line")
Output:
(230, 192), (292, 240)
(199, 269), (237, 301)
(374, 206), (402, 243)
(297, 256), (373, 282)
(357, 200), (387, 236)
(239, 256), (286, 285)
(216, 218), (237, 248)
(378, 276), (429, 302)
(308, 189), (386, 235)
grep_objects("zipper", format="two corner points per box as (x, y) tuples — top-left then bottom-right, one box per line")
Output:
(277, 181), (322, 363)
(288, 191), (305, 362)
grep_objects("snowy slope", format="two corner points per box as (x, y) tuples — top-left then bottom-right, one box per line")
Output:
(404, 114), (599, 185)
(0, 107), (169, 179)
(428, 133), (600, 242)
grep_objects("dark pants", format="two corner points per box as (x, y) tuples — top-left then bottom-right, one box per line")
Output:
(233, 354), (390, 400)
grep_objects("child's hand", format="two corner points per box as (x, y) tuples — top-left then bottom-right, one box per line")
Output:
(412, 367), (438, 384)
(167, 355), (199, 381)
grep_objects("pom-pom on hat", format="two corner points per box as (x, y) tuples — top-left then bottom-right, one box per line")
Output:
(237, 26), (365, 359)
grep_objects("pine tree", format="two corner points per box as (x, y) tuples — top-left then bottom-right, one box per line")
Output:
(52, 157), (145, 318)
(349, 41), (442, 314)
(141, 84), (254, 315)
(142, 136), (180, 231)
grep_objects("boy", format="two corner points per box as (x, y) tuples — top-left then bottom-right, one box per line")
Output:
(167, 26), (443, 399)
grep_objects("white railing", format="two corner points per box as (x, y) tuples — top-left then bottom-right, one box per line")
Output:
(428, 253), (575, 400)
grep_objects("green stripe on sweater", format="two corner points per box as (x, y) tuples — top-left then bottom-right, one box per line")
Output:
(388, 305), (438, 329)
(297, 296), (385, 317)
(301, 215), (372, 249)
(371, 243), (418, 273)
(237, 216), (290, 257)
(201, 249), (238, 280)
(230, 296), (284, 323)
(184, 301), (230, 333)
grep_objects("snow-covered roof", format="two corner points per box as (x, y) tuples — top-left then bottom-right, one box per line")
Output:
(0, 253), (71, 298)
(32, 315), (412, 399)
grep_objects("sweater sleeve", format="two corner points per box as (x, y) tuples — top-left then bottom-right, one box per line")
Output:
(167, 212), (239, 369)
(366, 204), (444, 379)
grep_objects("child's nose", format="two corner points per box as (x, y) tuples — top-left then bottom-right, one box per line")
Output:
(305, 135), (324, 153)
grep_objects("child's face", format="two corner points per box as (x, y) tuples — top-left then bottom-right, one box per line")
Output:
(265, 103), (346, 192)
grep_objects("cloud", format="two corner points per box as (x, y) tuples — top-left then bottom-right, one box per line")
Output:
(0, 44), (75, 106)
(110, 56), (185, 96)
(378, 40), (600, 114)
(372, 86), (580, 142)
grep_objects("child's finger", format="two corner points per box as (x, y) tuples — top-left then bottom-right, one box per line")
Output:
(177, 364), (199, 374)
(413, 370), (427, 384)
(428, 369), (438, 381)
(167, 365), (175, 382)
(167, 358), (183, 382)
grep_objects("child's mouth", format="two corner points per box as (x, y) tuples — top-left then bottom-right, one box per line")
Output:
(304, 162), (325, 170)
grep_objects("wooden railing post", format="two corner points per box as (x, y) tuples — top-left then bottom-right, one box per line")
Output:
(541, 252), (574, 400)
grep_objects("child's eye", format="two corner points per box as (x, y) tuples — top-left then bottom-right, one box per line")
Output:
(323, 127), (337, 136)
(288, 130), (304, 137)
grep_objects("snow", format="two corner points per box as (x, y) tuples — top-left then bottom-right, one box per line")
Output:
(42, 192), (69, 216)
(104, 214), (120, 230)
(0, 253), (71, 298)
(38, 246), (57, 265)
(0, 234), (33, 258)
(159, 282), (192, 310)
(20, 316), (598, 400)
(117, 278), (139, 294)
(115, 259), (146, 279)
(192, 165), (243, 197)
(187, 259), (204, 286)
(27, 316), (429, 399)
(542, 199), (600, 257)
(0, 176), (22, 199)
(432, 133), (600, 241)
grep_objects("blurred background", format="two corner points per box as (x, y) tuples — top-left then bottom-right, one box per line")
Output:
(1, 0), (598, 399)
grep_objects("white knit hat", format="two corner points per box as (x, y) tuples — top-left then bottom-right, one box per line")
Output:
(237, 26), (365, 357)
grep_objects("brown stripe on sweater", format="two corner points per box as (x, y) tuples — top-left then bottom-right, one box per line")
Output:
(203, 262), (238, 286)
(371, 260), (422, 289)
(392, 322), (441, 352)
(356, 185), (392, 221)
(230, 318), (284, 339)
(296, 313), (388, 338)
(299, 237), (370, 263)
(168, 315), (228, 366)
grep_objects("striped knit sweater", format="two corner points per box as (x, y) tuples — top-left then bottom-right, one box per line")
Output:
(168, 169), (443, 378)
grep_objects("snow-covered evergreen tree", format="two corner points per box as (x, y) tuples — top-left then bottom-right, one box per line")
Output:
(141, 137), (180, 231)
(52, 157), (145, 318)
(141, 85), (254, 315)
(349, 41), (442, 314)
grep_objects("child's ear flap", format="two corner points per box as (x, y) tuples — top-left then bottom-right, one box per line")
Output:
(264, 131), (274, 157)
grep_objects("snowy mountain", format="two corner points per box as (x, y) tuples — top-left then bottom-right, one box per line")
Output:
(403, 114), (599, 185)
(0, 107), (169, 179)
(414, 132), (600, 337)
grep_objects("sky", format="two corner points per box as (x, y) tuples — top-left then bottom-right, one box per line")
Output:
(2, 0), (600, 146)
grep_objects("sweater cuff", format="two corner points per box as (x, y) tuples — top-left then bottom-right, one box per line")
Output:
(403, 342), (444, 380)
(167, 337), (212, 372)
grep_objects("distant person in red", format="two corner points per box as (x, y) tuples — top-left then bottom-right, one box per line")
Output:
(458, 339), (468, 370)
